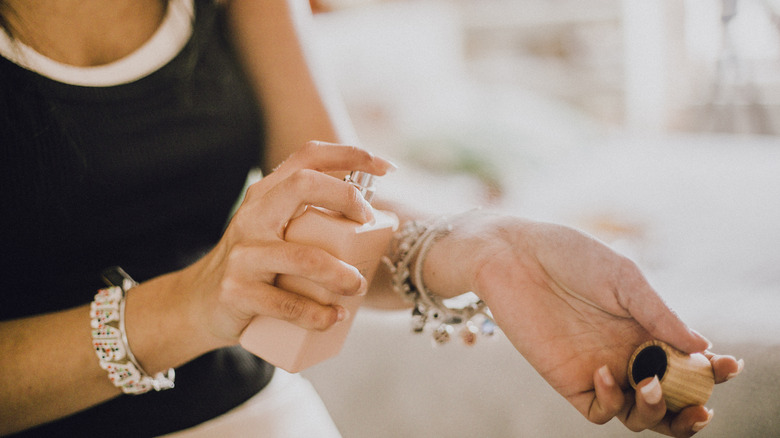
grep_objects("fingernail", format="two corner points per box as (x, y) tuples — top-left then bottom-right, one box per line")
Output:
(366, 151), (398, 174)
(598, 365), (615, 387)
(357, 275), (368, 296)
(364, 206), (375, 224)
(336, 306), (349, 322)
(691, 408), (714, 432)
(385, 160), (399, 172)
(640, 376), (663, 405)
(356, 194), (374, 223)
(727, 358), (745, 380)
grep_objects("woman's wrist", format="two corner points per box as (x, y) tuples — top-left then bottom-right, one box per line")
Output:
(383, 210), (504, 344)
(121, 269), (224, 375)
(421, 210), (520, 300)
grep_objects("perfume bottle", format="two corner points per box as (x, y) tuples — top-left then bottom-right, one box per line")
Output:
(239, 171), (399, 372)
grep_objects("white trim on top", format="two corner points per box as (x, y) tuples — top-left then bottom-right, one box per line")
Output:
(0, 0), (194, 87)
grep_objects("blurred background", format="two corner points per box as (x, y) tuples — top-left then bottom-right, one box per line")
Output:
(299, 1), (780, 436)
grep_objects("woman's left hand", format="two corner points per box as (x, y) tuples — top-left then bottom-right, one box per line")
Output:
(426, 213), (742, 437)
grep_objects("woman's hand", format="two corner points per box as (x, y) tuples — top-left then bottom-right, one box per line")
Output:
(177, 141), (395, 350)
(430, 213), (743, 437)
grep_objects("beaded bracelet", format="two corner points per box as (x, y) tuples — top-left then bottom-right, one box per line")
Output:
(384, 214), (497, 346)
(90, 267), (175, 394)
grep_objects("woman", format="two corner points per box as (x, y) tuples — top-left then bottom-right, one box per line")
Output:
(0, 0), (741, 436)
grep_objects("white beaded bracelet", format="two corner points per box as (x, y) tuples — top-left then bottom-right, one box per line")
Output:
(90, 267), (175, 394)
(384, 214), (496, 346)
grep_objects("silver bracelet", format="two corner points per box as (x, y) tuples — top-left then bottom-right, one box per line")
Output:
(384, 214), (496, 346)
(90, 267), (175, 394)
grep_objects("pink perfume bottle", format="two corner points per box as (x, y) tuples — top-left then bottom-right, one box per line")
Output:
(239, 171), (398, 372)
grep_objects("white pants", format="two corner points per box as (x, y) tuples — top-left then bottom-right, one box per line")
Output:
(160, 370), (342, 438)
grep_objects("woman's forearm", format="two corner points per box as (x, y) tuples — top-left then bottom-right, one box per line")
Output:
(0, 305), (117, 435)
(226, 0), (358, 171)
(0, 271), (218, 436)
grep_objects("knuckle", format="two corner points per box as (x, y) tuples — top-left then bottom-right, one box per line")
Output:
(215, 277), (234, 301)
(287, 245), (361, 296)
(345, 143), (368, 156)
(334, 265), (363, 295)
(288, 141), (319, 165)
(345, 144), (375, 167)
(288, 169), (317, 192)
(288, 244), (326, 273)
(301, 140), (321, 153)
(245, 180), (262, 198)
(226, 243), (253, 268)
(625, 423), (643, 433)
(586, 410), (609, 425)
(345, 182), (362, 206)
(226, 209), (248, 233)
(293, 141), (325, 165)
(215, 276), (244, 310)
(280, 295), (307, 321)
(343, 144), (362, 155)
(227, 205), (265, 240)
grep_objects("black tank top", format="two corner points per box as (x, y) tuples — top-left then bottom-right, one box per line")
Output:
(0, 1), (275, 436)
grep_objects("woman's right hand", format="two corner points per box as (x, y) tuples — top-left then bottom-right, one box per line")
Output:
(0, 142), (394, 434)
(171, 141), (395, 354)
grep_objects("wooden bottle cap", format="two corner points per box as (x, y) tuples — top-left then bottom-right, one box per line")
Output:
(627, 340), (715, 412)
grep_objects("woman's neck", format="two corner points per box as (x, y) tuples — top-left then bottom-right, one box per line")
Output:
(2, 0), (166, 66)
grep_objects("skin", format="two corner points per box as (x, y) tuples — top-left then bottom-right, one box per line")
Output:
(0, 0), (742, 436)
(426, 215), (739, 436)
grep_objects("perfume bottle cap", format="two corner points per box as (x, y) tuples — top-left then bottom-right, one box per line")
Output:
(346, 171), (376, 204)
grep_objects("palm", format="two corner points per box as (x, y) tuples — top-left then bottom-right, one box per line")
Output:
(484, 261), (648, 415)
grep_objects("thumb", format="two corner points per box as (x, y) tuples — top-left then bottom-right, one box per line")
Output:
(621, 272), (711, 354)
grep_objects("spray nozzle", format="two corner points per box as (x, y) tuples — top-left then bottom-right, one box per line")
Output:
(345, 171), (376, 204)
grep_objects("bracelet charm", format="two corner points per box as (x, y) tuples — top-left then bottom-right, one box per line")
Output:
(385, 214), (496, 346)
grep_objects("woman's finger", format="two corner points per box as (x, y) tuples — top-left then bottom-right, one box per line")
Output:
(210, 264), (347, 332)
(616, 261), (711, 354)
(258, 168), (375, 236)
(704, 352), (744, 383)
(246, 283), (347, 331)
(587, 365), (625, 424)
(230, 240), (367, 298)
(262, 140), (396, 188)
(620, 376), (667, 432)
(661, 405), (713, 437)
